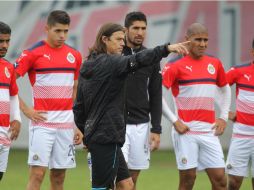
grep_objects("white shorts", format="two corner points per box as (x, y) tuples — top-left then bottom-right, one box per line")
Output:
(226, 137), (254, 177)
(0, 127), (11, 172)
(28, 125), (76, 169)
(172, 129), (225, 170)
(122, 123), (150, 170)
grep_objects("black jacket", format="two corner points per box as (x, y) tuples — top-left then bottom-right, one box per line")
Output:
(73, 45), (169, 146)
(123, 46), (162, 134)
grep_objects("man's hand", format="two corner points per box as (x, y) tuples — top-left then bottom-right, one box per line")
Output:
(149, 133), (160, 151)
(168, 41), (190, 56)
(212, 118), (227, 136)
(23, 107), (47, 123)
(228, 111), (236, 122)
(74, 127), (83, 145)
(173, 120), (190, 134)
(9, 120), (21, 141)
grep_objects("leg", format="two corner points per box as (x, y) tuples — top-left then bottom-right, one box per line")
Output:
(252, 178), (254, 190)
(206, 168), (226, 190)
(116, 177), (134, 190)
(26, 166), (47, 190)
(129, 170), (140, 189)
(178, 168), (196, 190)
(227, 174), (243, 190)
(50, 169), (66, 190)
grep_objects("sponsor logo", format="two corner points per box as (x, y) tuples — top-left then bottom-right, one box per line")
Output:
(67, 52), (75, 63)
(185, 65), (192, 72)
(244, 74), (251, 81)
(43, 54), (51, 60)
(207, 63), (215, 74)
(4, 67), (10, 78)
(33, 154), (39, 161)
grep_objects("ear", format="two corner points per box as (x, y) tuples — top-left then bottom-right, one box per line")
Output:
(102, 36), (108, 44)
(123, 27), (127, 33)
(45, 25), (49, 33)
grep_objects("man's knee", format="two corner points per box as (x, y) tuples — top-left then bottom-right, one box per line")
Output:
(179, 170), (196, 188)
(116, 177), (134, 190)
(211, 172), (227, 188)
(228, 175), (243, 190)
(0, 172), (3, 181)
(50, 169), (66, 185)
(29, 167), (46, 184)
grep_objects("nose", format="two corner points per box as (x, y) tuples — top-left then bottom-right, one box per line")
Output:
(2, 41), (9, 49)
(200, 40), (206, 47)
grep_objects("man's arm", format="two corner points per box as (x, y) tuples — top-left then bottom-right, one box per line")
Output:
(148, 64), (162, 151)
(15, 73), (47, 122)
(162, 96), (189, 134)
(9, 95), (21, 140)
(213, 84), (231, 135)
(72, 79), (83, 145)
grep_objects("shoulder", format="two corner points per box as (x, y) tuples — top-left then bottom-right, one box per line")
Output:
(27, 41), (45, 51)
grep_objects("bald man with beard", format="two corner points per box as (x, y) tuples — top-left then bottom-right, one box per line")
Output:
(162, 23), (231, 190)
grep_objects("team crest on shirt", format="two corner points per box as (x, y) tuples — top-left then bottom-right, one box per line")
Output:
(4, 67), (10, 78)
(181, 157), (187, 164)
(207, 63), (215, 75)
(67, 52), (75, 63)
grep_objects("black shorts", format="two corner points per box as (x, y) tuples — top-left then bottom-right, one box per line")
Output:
(89, 143), (130, 189)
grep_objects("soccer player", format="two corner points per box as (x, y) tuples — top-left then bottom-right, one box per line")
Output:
(226, 39), (254, 190)
(14, 10), (83, 190)
(0, 21), (21, 181)
(162, 23), (231, 190)
(121, 12), (161, 189)
(73, 22), (189, 190)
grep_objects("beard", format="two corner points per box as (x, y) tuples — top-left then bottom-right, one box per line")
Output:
(127, 36), (143, 47)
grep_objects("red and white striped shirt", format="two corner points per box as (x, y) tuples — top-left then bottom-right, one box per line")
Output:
(227, 62), (254, 136)
(0, 58), (18, 145)
(15, 41), (82, 129)
(162, 55), (227, 132)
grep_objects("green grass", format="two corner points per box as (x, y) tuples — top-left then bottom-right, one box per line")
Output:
(0, 149), (252, 189)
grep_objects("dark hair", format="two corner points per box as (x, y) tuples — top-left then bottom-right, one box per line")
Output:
(252, 38), (254, 49)
(0, 21), (11, 34)
(88, 23), (125, 58)
(47, 10), (70, 26)
(124, 11), (147, 28)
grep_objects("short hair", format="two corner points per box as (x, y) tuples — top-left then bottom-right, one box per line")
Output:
(0, 21), (11, 34)
(252, 38), (254, 49)
(124, 11), (147, 28)
(88, 23), (125, 58)
(47, 10), (70, 26)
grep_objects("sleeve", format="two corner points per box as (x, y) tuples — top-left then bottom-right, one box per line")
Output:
(10, 95), (21, 122)
(226, 67), (238, 86)
(73, 80), (85, 134)
(74, 51), (82, 80)
(217, 84), (231, 121)
(149, 63), (162, 134)
(162, 63), (178, 89)
(14, 50), (35, 77)
(110, 44), (170, 76)
(162, 96), (178, 123)
(9, 65), (18, 96)
(216, 60), (228, 87)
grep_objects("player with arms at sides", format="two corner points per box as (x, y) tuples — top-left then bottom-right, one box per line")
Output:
(14, 10), (83, 190)
(162, 23), (231, 190)
(226, 39), (254, 190)
(0, 21), (21, 181)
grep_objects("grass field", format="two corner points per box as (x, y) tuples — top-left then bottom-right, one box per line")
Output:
(0, 149), (252, 190)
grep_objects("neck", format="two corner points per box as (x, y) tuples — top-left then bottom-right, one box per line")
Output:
(45, 39), (62, 49)
(126, 40), (141, 49)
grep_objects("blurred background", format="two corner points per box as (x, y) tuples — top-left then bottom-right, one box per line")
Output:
(1, 0), (254, 149)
